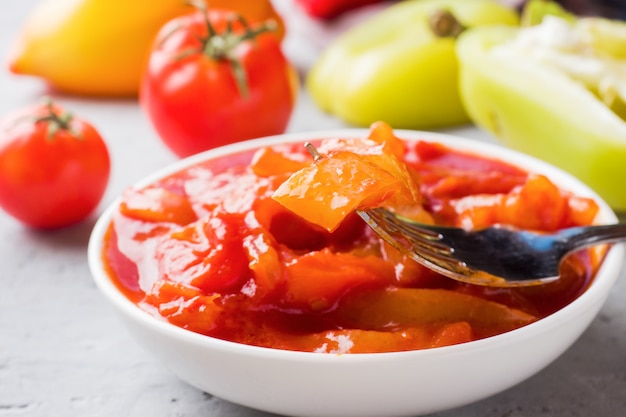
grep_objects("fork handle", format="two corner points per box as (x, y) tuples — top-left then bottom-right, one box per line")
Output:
(561, 223), (626, 251)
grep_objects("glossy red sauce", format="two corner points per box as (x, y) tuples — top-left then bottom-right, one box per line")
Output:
(102, 135), (602, 354)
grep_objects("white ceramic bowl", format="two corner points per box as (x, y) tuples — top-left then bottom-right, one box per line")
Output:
(88, 130), (625, 417)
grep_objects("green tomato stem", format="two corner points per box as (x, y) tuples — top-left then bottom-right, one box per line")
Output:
(36, 98), (76, 139)
(186, 0), (278, 99)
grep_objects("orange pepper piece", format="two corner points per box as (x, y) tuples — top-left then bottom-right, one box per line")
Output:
(338, 288), (537, 339)
(250, 146), (310, 178)
(273, 124), (427, 232)
(120, 187), (197, 226)
(283, 248), (395, 312)
(273, 152), (404, 232)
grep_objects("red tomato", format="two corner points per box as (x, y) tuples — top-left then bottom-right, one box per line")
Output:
(140, 8), (298, 158)
(0, 100), (110, 229)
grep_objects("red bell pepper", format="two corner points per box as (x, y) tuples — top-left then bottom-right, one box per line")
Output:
(295, 0), (390, 19)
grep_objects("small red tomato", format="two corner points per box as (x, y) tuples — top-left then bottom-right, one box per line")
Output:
(0, 100), (111, 229)
(141, 6), (298, 158)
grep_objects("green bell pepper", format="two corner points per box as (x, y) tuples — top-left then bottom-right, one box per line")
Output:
(457, 14), (626, 210)
(306, 0), (519, 129)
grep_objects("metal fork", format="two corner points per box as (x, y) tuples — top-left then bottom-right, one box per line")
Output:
(302, 141), (625, 287)
(358, 207), (626, 287)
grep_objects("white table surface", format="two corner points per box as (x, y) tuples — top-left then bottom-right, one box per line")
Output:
(1, 2), (625, 416)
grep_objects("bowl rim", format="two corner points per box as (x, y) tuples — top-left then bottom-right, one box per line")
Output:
(88, 128), (625, 362)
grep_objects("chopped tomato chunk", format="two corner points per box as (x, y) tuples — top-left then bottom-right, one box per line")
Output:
(155, 213), (249, 293)
(145, 281), (222, 334)
(500, 174), (568, 231)
(454, 174), (592, 231)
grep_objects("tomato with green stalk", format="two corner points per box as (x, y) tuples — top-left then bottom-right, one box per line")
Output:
(0, 99), (111, 229)
(140, 3), (298, 158)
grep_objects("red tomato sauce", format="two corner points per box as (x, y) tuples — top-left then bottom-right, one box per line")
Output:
(102, 134), (603, 354)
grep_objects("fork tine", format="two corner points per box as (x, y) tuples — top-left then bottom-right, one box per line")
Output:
(361, 206), (570, 286)
(358, 208), (460, 263)
(359, 207), (514, 285)
(368, 208), (442, 240)
(359, 208), (478, 282)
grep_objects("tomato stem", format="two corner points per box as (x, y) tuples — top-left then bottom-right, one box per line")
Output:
(187, 0), (278, 99)
(429, 9), (465, 38)
(35, 98), (77, 139)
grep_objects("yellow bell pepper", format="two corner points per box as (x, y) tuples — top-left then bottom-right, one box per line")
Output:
(306, 0), (519, 129)
(8, 0), (285, 97)
(457, 14), (626, 210)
